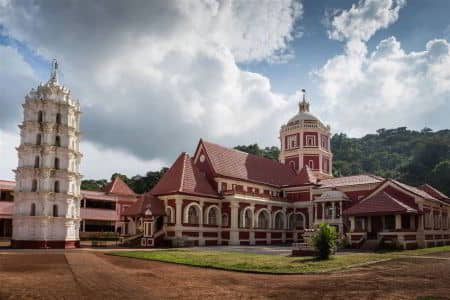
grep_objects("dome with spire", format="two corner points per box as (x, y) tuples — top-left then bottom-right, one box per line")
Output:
(286, 89), (320, 125)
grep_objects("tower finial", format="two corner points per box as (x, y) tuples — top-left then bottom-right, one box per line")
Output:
(49, 59), (59, 84)
(299, 88), (310, 113)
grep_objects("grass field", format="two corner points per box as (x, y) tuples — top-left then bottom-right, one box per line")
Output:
(109, 245), (450, 274)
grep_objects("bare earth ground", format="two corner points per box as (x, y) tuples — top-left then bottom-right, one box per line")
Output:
(0, 250), (449, 300)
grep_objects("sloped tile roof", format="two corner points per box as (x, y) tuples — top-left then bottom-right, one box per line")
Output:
(418, 184), (449, 202)
(151, 152), (219, 198)
(122, 193), (165, 216)
(104, 177), (136, 196)
(392, 180), (437, 201)
(201, 140), (297, 187)
(343, 191), (418, 216)
(318, 174), (383, 188)
(0, 180), (16, 190)
(285, 165), (318, 186)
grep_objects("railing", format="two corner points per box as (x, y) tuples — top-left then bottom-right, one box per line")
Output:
(222, 190), (287, 202)
(80, 208), (119, 221)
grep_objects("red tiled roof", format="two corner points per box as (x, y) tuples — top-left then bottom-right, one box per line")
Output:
(201, 140), (297, 187)
(0, 180), (16, 190)
(418, 184), (449, 201)
(151, 152), (219, 198)
(343, 191), (418, 216)
(285, 165), (318, 186)
(318, 174), (383, 188)
(122, 193), (165, 216)
(81, 190), (117, 201)
(104, 177), (136, 196)
(391, 180), (437, 201)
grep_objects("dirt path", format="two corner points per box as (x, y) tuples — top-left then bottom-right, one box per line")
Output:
(0, 250), (449, 299)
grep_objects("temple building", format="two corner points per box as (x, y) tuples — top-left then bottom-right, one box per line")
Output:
(0, 66), (449, 249)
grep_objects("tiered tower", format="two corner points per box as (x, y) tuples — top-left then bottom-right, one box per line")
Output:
(279, 90), (333, 179)
(12, 60), (83, 248)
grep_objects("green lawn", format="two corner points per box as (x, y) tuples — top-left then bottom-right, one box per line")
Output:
(109, 245), (450, 274)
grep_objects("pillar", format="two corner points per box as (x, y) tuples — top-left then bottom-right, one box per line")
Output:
(395, 214), (402, 230)
(339, 201), (343, 219)
(367, 216), (372, 232)
(308, 206), (313, 228)
(322, 204), (325, 221)
(332, 202), (336, 220)
(314, 203), (317, 223)
(198, 201), (205, 246)
(175, 198), (182, 237)
(230, 202), (239, 245)
(349, 216), (355, 232)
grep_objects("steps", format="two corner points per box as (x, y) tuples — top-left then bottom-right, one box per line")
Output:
(360, 239), (380, 250)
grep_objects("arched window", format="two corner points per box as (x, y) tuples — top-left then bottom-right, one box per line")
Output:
(34, 156), (40, 168)
(56, 113), (61, 125)
(188, 206), (199, 224)
(275, 212), (285, 230)
(289, 213), (304, 230)
(38, 111), (43, 123)
(54, 157), (59, 170)
(241, 208), (253, 228)
(36, 134), (42, 145)
(54, 181), (60, 193)
(52, 204), (58, 217)
(258, 210), (270, 229)
(208, 207), (218, 225)
(31, 179), (38, 192)
(30, 203), (36, 216)
(55, 136), (61, 147)
(222, 213), (229, 227)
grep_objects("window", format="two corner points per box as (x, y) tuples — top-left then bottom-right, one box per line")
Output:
(308, 160), (314, 169)
(321, 135), (328, 150)
(36, 134), (42, 145)
(31, 179), (38, 192)
(222, 214), (229, 227)
(289, 161), (296, 170)
(55, 136), (61, 147)
(56, 113), (61, 125)
(54, 158), (59, 170)
(38, 111), (43, 123)
(208, 207), (218, 225)
(286, 135), (297, 149)
(306, 135), (316, 146)
(52, 205), (58, 217)
(54, 181), (60, 193)
(30, 203), (36, 216)
(257, 210), (270, 229)
(188, 206), (199, 224)
(34, 156), (40, 168)
(274, 213), (284, 230)
(241, 208), (253, 228)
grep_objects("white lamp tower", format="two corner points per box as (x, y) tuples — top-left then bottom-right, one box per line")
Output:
(12, 60), (83, 248)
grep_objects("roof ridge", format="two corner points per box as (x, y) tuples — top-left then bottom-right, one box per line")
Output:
(179, 152), (188, 193)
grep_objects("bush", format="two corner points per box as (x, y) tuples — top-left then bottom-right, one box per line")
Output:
(313, 223), (338, 260)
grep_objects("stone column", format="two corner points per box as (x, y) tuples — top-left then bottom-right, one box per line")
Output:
(322, 203), (325, 221)
(175, 198), (182, 238)
(314, 203), (318, 223)
(308, 206), (313, 228)
(395, 214), (402, 230)
(230, 202), (239, 245)
(339, 201), (343, 219)
(198, 201), (205, 246)
(349, 216), (355, 232)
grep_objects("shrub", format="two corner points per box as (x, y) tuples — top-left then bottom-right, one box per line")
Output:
(313, 223), (338, 260)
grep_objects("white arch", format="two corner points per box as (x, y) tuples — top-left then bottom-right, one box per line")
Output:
(287, 211), (306, 230)
(240, 206), (254, 228)
(272, 210), (286, 230)
(255, 208), (271, 229)
(165, 206), (175, 223)
(183, 202), (202, 224)
(204, 204), (220, 225)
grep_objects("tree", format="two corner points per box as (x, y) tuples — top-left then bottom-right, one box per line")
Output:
(313, 223), (338, 260)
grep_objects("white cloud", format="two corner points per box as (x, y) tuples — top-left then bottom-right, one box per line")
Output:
(0, 0), (302, 178)
(0, 130), (19, 180)
(317, 0), (450, 136)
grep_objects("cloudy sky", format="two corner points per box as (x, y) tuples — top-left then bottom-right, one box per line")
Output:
(1, 0), (449, 180)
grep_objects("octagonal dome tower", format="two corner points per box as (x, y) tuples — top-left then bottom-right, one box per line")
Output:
(279, 90), (333, 179)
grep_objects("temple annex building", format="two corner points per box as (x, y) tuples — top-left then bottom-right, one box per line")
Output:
(0, 65), (449, 249)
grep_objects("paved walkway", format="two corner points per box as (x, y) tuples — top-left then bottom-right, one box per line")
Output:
(1, 250), (450, 299)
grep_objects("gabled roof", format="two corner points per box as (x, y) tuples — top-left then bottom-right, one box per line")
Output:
(317, 174), (383, 188)
(104, 177), (136, 196)
(391, 180), (437, 201)
(199, 140), (297, 187)
(285, 165), (318, 186)
(122, 193), (165, 216)
(418, 184), (449, 202)
(151, 152), (219, 198)
(343, 191), (418, 216)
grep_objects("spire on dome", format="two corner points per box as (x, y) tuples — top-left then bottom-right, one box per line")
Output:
(299, 88), (310, 113)
(48, 59), (59, 85)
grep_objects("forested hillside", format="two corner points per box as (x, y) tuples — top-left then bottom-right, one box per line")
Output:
(81, 127), (450, 197)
